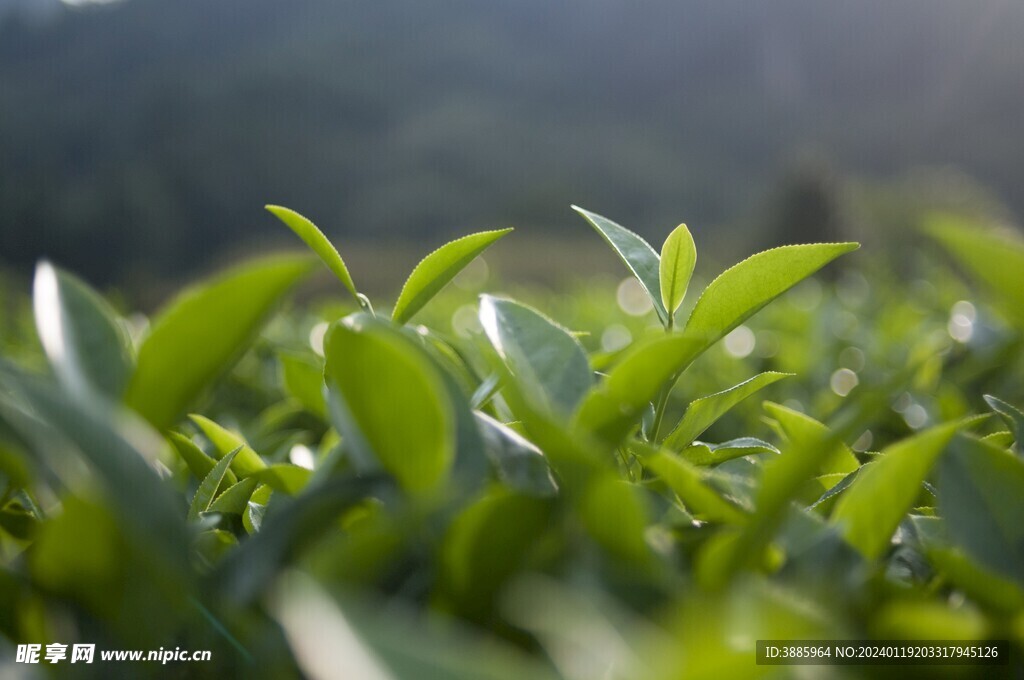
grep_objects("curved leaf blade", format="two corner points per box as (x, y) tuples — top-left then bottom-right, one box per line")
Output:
(33, 262), (134, 401)
(763, 401), (859, 479)
(684, 242), (858, 345)
(479, 296), (593, 417)
(125, 255), (315, 430)
(189, 446), (242, 522)
(572, 206), (668, 325)
(983, 394), (1024, 455)
(831, 419), (967, 560)
(168, 431), (238, 488)
(392, 229), (512, 324)
(189, 414), (268, 478)
(574, 334), (704, 445)
(659, 223), (696, 320)
(679, 437), (779, 466)
(474, 412), (557, 497)
(939, 434), (1024, 584)
(924, 213), (1024, 328)
(324, 315), (454, 493)
(266, 205), (359, 300)
(663, 372), (792, 451)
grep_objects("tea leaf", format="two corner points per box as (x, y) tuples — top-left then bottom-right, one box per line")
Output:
(763, 401), (859, 478)
(168, 431), (237, 488)
(574, 334), (703, 446)
(925, 213), (1024, 328)
(208, 478), (259, 515)
(983, 394), (1024, 455)
(684, 243), (858, 345)
(266, 205), (359, 300)
(189, 414), (268, 478)
(659, 223), (696, 321)
(33, 262), (134, 401)
(679, 437), (779, 466)
(831, 419), (967, 559)
(572, 206), (669, 325)
(324, 315), (454, 493)
(250, 465), (314, 495)
(392, 229), (512, 324)
(279, 351), (327, 419)
(189, 446), (242, 522)
(479, 296), (593, 417)
(474, 412), (558, 497)
(664, 372), (791, 451)
(939, 434), (1024, 584)
(126, 255), (314, 430)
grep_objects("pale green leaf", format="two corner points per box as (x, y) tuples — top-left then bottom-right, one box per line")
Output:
(266, 205), (359, 300)
(831, 419), (967, 559)
(684, 242), (858, 345)
(925, 213), (1024, 328)
(168, 431), (237, 488)
(634, 442), (747, 524)
(392, 229), (512, 324)
(324, 315), (454, 493)
(763, 401), (859, 478)
(189, 414), (268, 478)
(279, 350), (327, 419)
(249, 464), (314, 495)
(659, 223), (696, 320)
(208, 477), (259, 515)
(679, 437), (779, 466)
(664, 372), (791, 451)
(574, 334), (704, 446)
(125, 255), (314, 430)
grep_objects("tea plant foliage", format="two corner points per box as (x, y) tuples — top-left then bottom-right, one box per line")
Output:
(0, 205), (1022, 678)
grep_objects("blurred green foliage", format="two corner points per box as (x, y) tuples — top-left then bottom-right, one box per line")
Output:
(0, 207), (1023, 678)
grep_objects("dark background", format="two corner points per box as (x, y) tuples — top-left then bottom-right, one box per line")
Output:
(1, 0), (1022, 291)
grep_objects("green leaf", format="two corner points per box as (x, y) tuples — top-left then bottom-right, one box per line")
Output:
(763, 402), (859, 479)
(125, 255), (314, 430)
(33, 262), (134, 401)
(392, 229), (512, 324)
(939, 434), (1024, 584)
(663, 372), (791, 451)
(983, 394), (1024, 455)
(189, 446), (242, 522)
(572, 206), (669, 325)
(659, 223), (696, 320)
(440, 488), (553, 615)
(830, 420), (966, 560)
(168, 431), (238, 489)
(927, 547), (1024, 614)
(578, 474), (651, 563)
(266, 205), (359, 300)
(324, 315), (454, 493)
(189, 414), (267, 478)
(635, 442), (747, 524)
(679, 437), (779, 466)
(207, 477), (259, 515)
(684, 242), (858, 345)
(214, 476), (386, 604)
(924, 213), (1024, 328)
(574, 334), (704, 446)
(474, 412), (558, 497)
(249, 464), (314, 495)
(244, 484), (273, 535)
(0, 371), (189, 573)
(479, 296), (593, 417)
(278, 350), (327, 419)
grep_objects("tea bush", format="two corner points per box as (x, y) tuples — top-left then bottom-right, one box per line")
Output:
(0, 207), (1022, 678)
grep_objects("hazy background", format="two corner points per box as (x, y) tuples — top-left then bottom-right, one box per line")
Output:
(1, 0), (1022, 296)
